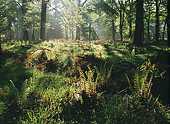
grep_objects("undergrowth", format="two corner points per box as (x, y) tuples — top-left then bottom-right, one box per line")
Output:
(0, 40), (170, 124)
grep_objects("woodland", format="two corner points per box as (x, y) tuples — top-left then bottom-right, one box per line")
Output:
(0, 0), (170, 123)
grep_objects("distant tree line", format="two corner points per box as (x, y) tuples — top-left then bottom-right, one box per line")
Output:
(0, 0), (169, 46)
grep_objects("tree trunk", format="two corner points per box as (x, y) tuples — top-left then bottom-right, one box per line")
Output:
(133, 0), (144, 46)
(22, 0), (29, 40)
(128, 0), (133, 39)
(40, 0), (47, 41)
(168, 0), (170, 46)
(0, 34), (2, 54)
(129, 20), (132, 39)
(65, 26), (68, 40)
(76, 26), (80, 40)
(89, 23), (91, 41)
(147, 8), (151, 41)
(119, 9), (124, 42)
(162, 18), (167, 41)
(111, 0), (116, 42)
(8, 21), (13, 40)
(147, 19), (150, 41)
(76, 0), (81, 40)
(167, 0), (170, 105)
(155, 0), (160, 41)
(111, 18), (116, 42)
(71, 29), (74, 40)
(147, 19), (151, 41)
(32, 28), (35, 41)
(0, 41), (2, 55)
(23, 30), (29, 40)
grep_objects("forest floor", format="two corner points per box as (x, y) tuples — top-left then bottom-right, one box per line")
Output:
(0, 40), (170, 124)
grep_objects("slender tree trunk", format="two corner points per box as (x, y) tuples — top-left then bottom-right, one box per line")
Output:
(89, 23), (91, 41)
(129, 20), (132, 39)
(76, 26), (80, 40)
(146, 7), (151, 41)
(119, 9), (124, 42)
(162, 18), (167, 41)
(76, 0), (81, 40)
(168, 0), (170, 46)
(32, 28), (35, 41)
(155, 0), (160, 41)
(147, 19), (150, 41)
(0, 33), (3, 54)
(0, 40), (2, 55)
(111, 0), (116, 42)
(133, 0), (144, 46)
(8, 21), (13, 40)
(111, 18), (116, 42)
(119, 1), (125, 42)
(22, 0), (29, 40)
(23, 30), (29, 40)
(32, 18), (35, 41)
(65, 26), (68, 40)
(167, 0), (170, 104)
(147, 14), (151, 41)
(128, 0), (133, 39)
(40, 0), (47, 41)
(71, 29), (74, 40)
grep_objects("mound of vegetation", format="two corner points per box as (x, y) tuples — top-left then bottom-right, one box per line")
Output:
(0, 41), (170, 124)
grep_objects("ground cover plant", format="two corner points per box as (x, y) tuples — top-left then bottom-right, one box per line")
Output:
(1, 0), (170, 123)
(0, 40), (170, 124)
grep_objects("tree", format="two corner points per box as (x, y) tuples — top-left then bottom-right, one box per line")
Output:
(76, 0), (81, 40)
(126, 0), (134, 39)
(118, 0), (126, 42)
(161, 0), (168, 41)
(168, 0), (170, 46)
(133, 0), (144, 46)
(155, 0), (160, 41)
(40, 0), (48, 40)
(0, 0), (17, 52)
(21, 0), (29, 40)
(167, 0), (170, 104)
(145, 0), (154, 41)
(95, 0), (118, 41)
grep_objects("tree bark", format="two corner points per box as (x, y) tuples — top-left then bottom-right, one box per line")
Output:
(71, 29), (74, 40)
(0, 41), (2, 55)
(65, 26), (68, 40)
(167, 0), (170, 105)
(76, 0), (81, 40)
(129, 19), (132, 39)
(23, 30), (29, 40)
(40, 0), (47, 41)
(167, 0), (170, 46)
(111, 0), (116, 42)
(76, 26), (80, 40)
(128, 0), (133, 39)
(89, 23), (91, 41)
(8, 21), (13, 40)
(22, 0), (29, 40)
(133, 0), (144, 46)
(162, 18), (167, 41)
(111, 18), (116, 42)
(155, 0), (160, 41)
(119, 9), (123, 42)
(147, 13), (151, 41)
(32, 28), (35, 41)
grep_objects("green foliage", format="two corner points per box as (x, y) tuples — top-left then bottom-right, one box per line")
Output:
(0, 101), (6, 115)
(0, 0), (17, 33)
(0, 40), (170, 124)
(103, 95), (169, 124)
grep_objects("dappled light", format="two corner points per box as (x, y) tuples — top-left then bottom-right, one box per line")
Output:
(0, 0), (170, 124)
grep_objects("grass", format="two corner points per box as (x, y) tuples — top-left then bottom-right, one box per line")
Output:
(0, 40), (170, 123)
